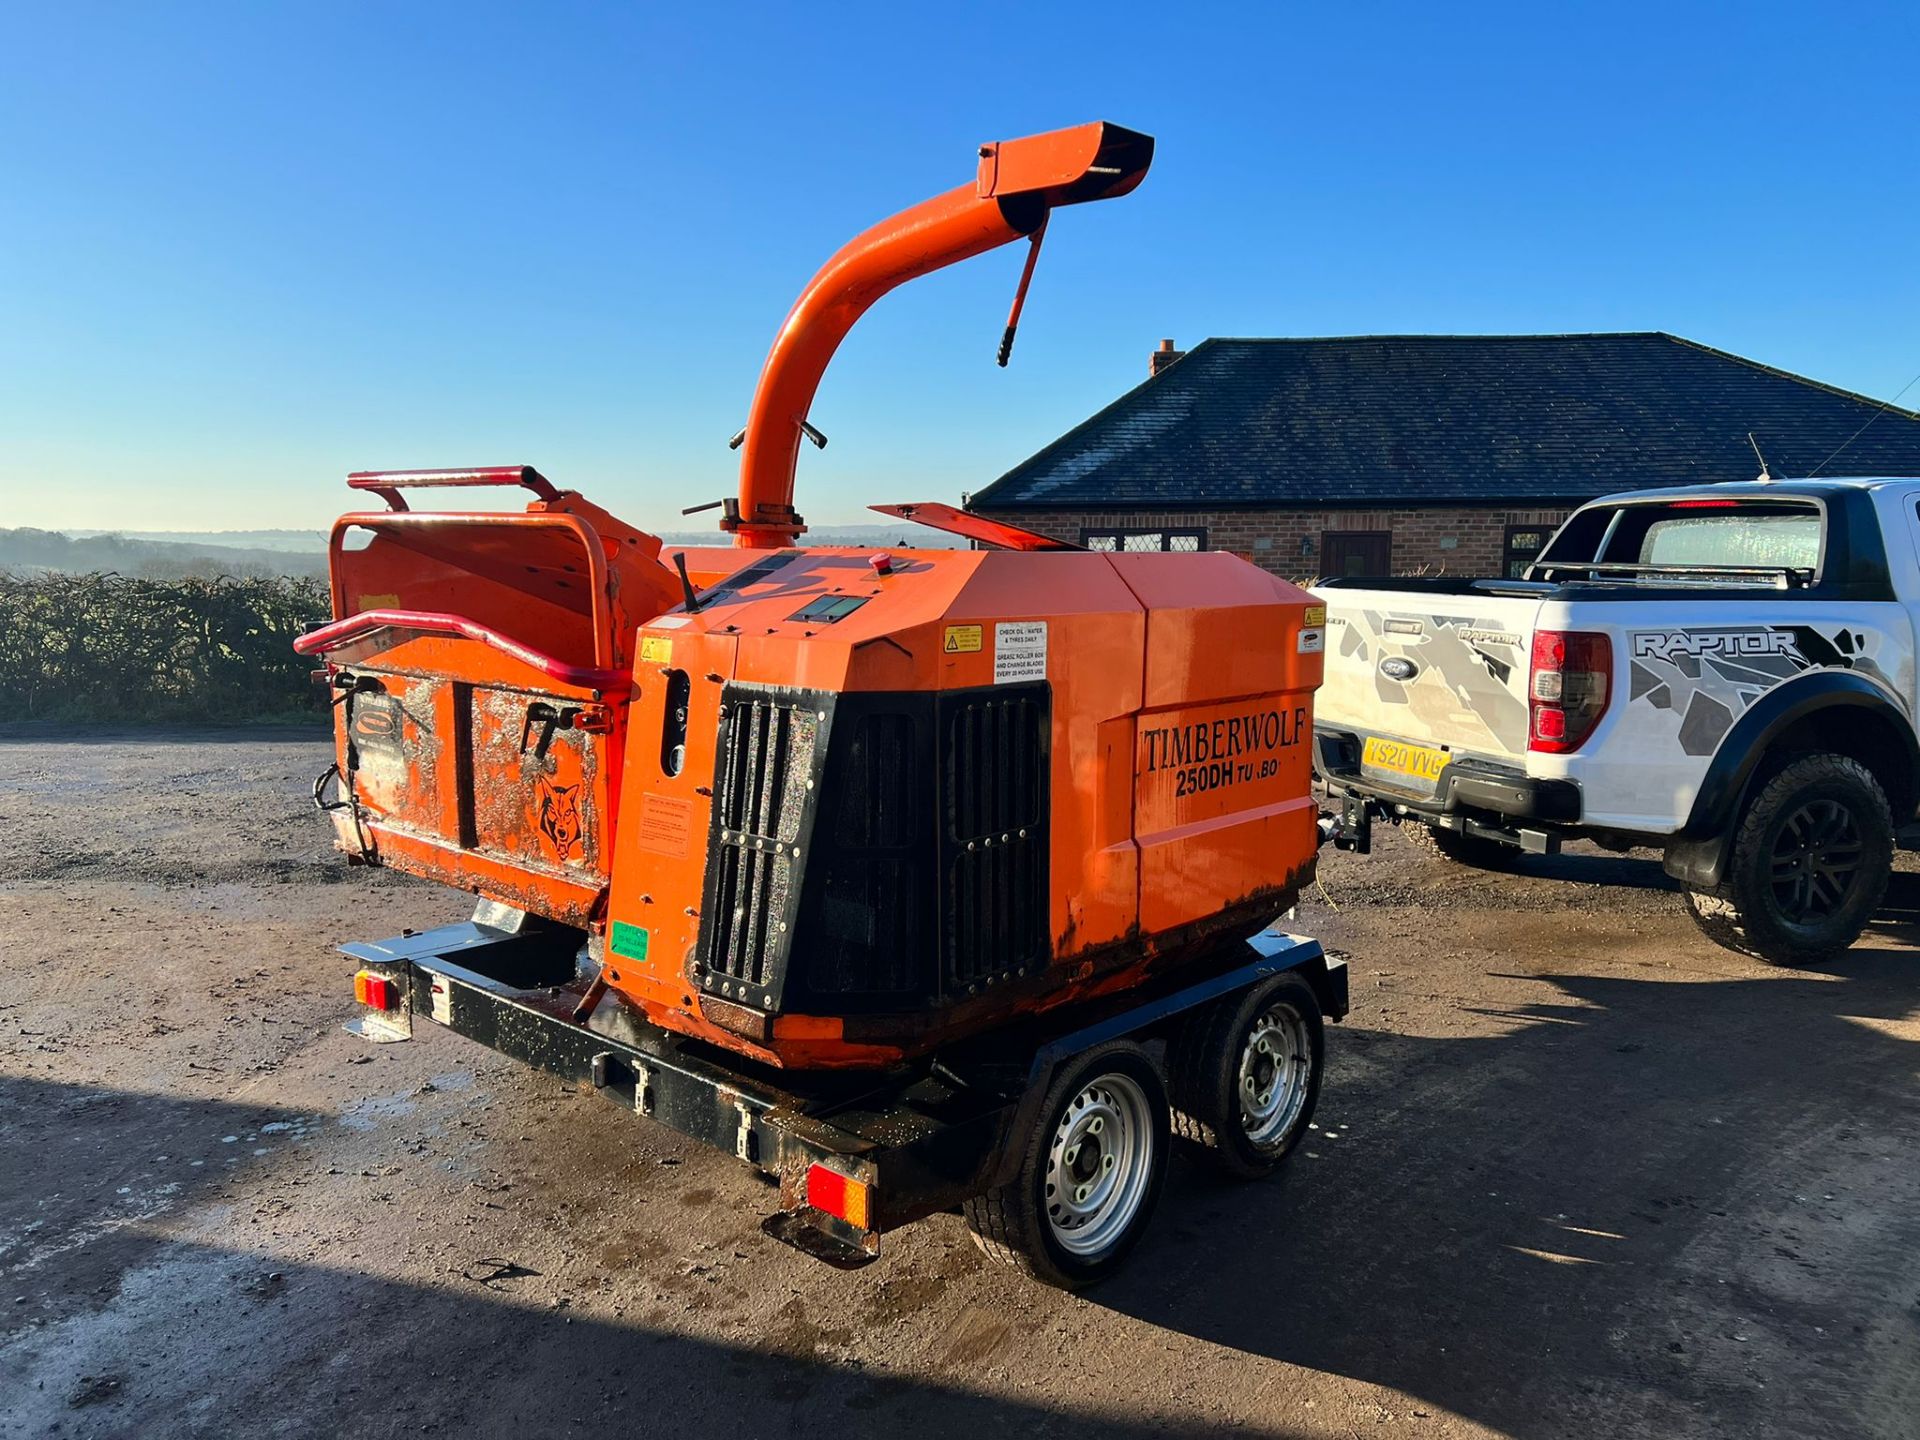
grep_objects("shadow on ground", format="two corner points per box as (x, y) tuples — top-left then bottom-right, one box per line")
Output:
(1093, 943), (1920, 1437)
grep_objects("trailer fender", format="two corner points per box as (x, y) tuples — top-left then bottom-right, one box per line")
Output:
(984, 935), (1340, 1191)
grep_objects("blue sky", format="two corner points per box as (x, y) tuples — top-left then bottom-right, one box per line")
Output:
(2, 2), (1915, 534)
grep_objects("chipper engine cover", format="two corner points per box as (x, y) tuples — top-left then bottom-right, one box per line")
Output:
(299, 120), (1327, 1070)
(600, 543), (1324, 1067)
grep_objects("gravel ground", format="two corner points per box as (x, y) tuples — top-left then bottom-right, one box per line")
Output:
(1, 727), (1916, 1439)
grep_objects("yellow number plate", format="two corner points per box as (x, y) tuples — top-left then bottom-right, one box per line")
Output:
(1361, 736), (1450, 784)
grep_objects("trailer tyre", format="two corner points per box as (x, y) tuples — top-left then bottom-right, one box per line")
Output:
(963, 1041), (1169, 1289)
(1405, 822), (1524, 871)
(1682, 753), (1892, 966)
(1170, 972), (1324, 1178)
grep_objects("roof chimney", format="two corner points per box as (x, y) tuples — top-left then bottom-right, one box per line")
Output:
(1150, 338), (1184, 376)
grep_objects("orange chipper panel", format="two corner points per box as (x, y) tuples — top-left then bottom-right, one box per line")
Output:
(601, 546), (1324, 1070)
(297, 471), (685, 926)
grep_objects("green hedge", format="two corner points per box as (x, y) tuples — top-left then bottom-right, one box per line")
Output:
(0, 572), (331, 722)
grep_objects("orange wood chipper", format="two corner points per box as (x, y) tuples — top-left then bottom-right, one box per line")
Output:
(304, 121), (1347, 1285)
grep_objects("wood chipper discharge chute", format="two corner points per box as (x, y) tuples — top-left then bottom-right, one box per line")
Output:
(301, 120), (1328, 1075)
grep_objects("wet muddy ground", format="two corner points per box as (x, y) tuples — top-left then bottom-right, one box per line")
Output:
(1, 728), (1916, 1438)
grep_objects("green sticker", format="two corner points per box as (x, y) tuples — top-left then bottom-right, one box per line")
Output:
(609, 921), (650, 962)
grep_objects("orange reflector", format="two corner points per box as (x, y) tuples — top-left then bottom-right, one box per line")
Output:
(805, 1163), (871, 1229)
(353, 970), (396, 1010)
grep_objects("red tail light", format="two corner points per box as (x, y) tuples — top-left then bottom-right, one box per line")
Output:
(1529, 630), (1611, 753)
(805, 1163), (872, 1229)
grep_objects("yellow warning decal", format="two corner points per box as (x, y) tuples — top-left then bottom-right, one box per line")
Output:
(639, 635), (674, 665)
(943, 624), (983, 654)
(1304, 604), (1327, 626)
(358, 593), (399, 611)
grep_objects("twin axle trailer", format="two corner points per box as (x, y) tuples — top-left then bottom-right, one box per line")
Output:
(309, 121), (1346, 1286)
(346, 914), (1345, 1282)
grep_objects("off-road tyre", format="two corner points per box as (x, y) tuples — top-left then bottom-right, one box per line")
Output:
(1169, 973), (1324, 1178)
(963, 1040), (1169, 1289)
(1405, 821), (1524, 871)
(1682, 753), (1892, 966)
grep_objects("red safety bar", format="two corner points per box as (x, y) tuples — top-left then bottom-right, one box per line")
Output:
(346, 467), (561, 512)
(294, 610), (629, 692)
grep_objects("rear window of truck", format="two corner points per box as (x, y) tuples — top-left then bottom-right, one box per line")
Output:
(1534, 498), (1823, 586)
(1637, 511), (1822, 570)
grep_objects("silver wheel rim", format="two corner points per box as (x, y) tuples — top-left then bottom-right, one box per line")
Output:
(1044, 1072), (1155, 1257)
(1238, 1004), (1311, 1147)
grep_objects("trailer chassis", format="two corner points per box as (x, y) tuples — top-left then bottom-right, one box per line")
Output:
(342, 919), (1346, 1269)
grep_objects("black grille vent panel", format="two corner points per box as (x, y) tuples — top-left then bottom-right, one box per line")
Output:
(698, 691), (824, 1002)
(697, 681), (1049, 1015)
(942, 688), (1048, 991)
(792, 706), (933, 1001)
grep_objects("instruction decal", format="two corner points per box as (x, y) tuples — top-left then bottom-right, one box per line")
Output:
(610, 921), (650, 963)
(994, 621), (1048, 684)
(635, 792), (694, 857)
(943, 624), (983, 654)
(639, 635), (674, 665)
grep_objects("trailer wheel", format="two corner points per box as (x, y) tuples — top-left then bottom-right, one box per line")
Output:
(1682, 753), (1892, 966)
(1406, 821), (1523, 871)
(1170, 972), (1324, 1178)
(963, 1041), (1169, 1289)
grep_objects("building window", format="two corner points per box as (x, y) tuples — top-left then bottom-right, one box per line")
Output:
(1503, 524), (1549, 579)
(1081, 527), (1206, 552)
(1320, 531), (1392, 578)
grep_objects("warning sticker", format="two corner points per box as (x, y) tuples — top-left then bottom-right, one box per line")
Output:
(943, 624), (983, 654)
(1304, 604), (1327, 626)
(639, 635), (674, 665)
(994, 621), (1048, 684)
(635, 793), (694, 857)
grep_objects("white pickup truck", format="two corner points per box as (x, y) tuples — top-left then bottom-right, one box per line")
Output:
(1313, 477), (1920, 964)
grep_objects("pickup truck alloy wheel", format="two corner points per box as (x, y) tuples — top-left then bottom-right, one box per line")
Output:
(963, 1040), (1170, 1288)
(1683, 752), (1893, 966)
(1172, 972), (1325, 1178)
(1769, 798), (1864, 923)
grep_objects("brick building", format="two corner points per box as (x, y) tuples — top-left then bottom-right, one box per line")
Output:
(966, 334), (1920, 579)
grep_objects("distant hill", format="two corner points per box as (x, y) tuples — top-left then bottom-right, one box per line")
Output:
(12, 517), (969, 581)
(64, 528), (327, 554)
(1, 529), (328, 580)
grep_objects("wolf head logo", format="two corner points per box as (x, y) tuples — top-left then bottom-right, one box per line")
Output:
(535, 774), (584, 861)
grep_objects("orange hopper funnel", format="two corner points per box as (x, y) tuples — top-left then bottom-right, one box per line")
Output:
(729, 121), (1154, 547)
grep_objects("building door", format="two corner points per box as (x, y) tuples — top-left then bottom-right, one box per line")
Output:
(1321, 530), (1392, 578)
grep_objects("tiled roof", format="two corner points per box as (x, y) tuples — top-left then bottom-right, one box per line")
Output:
(969, 334), (1920, 509)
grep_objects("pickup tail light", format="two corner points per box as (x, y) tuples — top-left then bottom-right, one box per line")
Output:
(1529, 630), (1611, 753)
